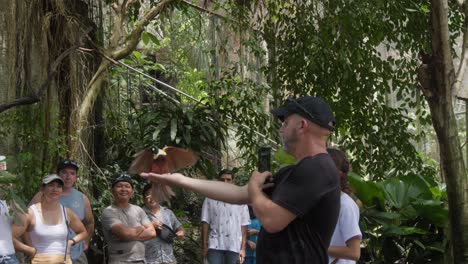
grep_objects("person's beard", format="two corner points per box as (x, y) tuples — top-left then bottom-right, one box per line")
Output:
(281, 129), (298, 154)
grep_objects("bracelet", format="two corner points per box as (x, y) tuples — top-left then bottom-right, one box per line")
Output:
(70, 238), (76, 246)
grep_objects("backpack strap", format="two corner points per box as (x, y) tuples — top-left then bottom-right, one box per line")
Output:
(62, 205), (70, 262)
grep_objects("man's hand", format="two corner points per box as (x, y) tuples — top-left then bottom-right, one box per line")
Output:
(152, 219), (163, 230)
(247, 240), (256, 250)
(176, 229), (185, 240)
(239, 248), (246, 263)
(203, 245), (208, 259)
(247, 228), (259, 236)
(248, 171), (273, 195)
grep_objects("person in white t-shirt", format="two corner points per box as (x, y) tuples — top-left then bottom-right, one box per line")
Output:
(0, 200), (19, 264)
(201, 169), (250, 264)
(327, 148), (362, 264)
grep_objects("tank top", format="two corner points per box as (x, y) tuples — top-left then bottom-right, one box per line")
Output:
(0, 200), (15, 255)
(60, 188), (84, 260)
(29, 204), (68, 255)
(60, 188), (84, 220)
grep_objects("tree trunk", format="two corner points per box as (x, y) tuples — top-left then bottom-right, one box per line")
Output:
(71, 0), (176, 159)
(422, 1), (468, 262)
(0, 0), (101, 196)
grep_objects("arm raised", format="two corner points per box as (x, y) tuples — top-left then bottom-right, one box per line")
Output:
(141, 172), (249, 204)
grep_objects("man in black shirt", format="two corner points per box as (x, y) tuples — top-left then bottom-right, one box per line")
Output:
(141, 96), (341, 264)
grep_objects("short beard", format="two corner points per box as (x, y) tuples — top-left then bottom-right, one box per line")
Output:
(281, 134), (298, 155)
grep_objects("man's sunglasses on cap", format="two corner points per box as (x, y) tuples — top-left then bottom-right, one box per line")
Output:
(112, 173), (133, 187)
(57, 159), (79, 172)
(62, 160), (78, 167)
(286, 97), (335, 131)
(287, 97), (316, 122)
(116, 174), (131, 180)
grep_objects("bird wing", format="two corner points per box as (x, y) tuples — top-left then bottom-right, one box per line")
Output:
(162, 146), (199, 172)
(128, 149), (153, 174)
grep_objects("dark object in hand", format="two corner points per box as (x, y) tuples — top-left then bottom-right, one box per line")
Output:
(258, 147), (271, 173)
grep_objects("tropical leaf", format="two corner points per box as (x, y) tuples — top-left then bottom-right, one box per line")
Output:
(348, 172), (385, 209)
(413, 199), (448, 227)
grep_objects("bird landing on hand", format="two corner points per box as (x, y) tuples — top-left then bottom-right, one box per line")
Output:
(129, 146), (198, 203)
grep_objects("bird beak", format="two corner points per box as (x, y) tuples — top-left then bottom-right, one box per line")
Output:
(152, 148), (167, 160)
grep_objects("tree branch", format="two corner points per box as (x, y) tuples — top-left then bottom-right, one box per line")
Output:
(181, 0), (229, 20)
(75, 0), (176, 151)
(111, 0), (177, 60)
(0, 27), (93, 114)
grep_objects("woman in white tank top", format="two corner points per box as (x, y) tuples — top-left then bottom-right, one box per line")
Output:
(12, 174), (87, 264)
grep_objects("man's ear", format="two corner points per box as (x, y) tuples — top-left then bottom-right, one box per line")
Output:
(300, 118), (309, 129)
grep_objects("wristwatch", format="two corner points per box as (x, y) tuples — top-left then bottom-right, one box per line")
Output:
(70, 238), (76, 246)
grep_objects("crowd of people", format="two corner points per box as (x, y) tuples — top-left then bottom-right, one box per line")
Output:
(0, 96), (363, 264)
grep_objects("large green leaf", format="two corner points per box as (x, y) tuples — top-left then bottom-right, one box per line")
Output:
(380, 174), (438, 212)
(413, 199), (448, 227)
(382, 225), (428, 236)
(380, 178), (420, 209)
(348, 172), (385, 209)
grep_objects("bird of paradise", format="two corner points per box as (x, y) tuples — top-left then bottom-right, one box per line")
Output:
(129, 146), (198, 203)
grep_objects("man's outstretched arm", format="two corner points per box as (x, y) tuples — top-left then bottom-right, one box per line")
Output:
(141, 172), (249, 204)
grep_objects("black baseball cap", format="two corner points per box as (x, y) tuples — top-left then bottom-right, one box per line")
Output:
(57, 159), (79, 173)
(112, 174), (133, 188)
(271, 96), (335, 131)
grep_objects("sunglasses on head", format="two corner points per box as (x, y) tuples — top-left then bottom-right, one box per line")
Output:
(63, 160), (78, 166)
(287, 98), (316, 121)
(116, 174), (131, 181)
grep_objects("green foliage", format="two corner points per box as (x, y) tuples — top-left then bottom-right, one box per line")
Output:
(126, 98), (229, 177)
(205, 75), (273, 172)
(3, 1), (460, 262)
(257, 0), (442, 181)
(0, 170), (17, 185)
(0, 106), (68, 200)
(272, 148), (296, 168)
(350, 172), (447, 263)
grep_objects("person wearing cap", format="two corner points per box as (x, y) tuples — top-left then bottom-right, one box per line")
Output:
(30, 160), (94, 264)
(141, 96), (340, 264)
(12, 174), (88, 264)
(102, 174), (156, 264)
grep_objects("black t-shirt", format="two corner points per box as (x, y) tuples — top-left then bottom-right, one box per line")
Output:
(257, 153), (341, 264)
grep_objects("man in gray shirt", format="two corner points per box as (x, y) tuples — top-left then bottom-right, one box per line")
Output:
(102, 174), (156, 263)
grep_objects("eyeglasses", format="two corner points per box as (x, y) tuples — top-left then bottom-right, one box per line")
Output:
(287, 98), (316, 122)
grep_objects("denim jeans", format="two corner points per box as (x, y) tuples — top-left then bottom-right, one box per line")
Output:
(0, 254), (19, 264)
(244, 256), (255, 264)
(207, 249), (239, 264)
(72, 251), (88, 264)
